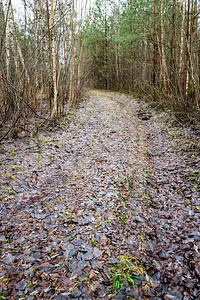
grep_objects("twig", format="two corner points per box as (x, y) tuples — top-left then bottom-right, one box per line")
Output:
(0, 113), (21, 143)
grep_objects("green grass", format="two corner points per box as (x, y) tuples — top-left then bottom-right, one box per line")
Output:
(187, 171), (199, 182)
(107, 255), (148, 297)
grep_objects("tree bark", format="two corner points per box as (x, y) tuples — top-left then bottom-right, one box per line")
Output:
(67, 0), (75, 112)
(105, 0), (108, 89)
(50, 0), (58, 119)
(153, 0), (157, 91)
(171, 0), (176, 89)
(160, 0), (168, 91)
(179, 0), (186, 77)
(5, 0), (11, 80)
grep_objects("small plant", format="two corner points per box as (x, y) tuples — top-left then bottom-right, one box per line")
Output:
(188, 171), (199, 182)
(169, 131), (183, 140)
(107, 255), (147, 297)
(142, 168), (152, 178)
(175, 188), (182, 195)
(118, 213), (127, 224)
(114, 206), (128, 224)
(121, 200), (126, 208)
(185, 201), (191, 206)
(109, 273), (124, 295)
(93, 222), (102, 230)
(91, 239), (97, 246)
(103, 220), (111, 225)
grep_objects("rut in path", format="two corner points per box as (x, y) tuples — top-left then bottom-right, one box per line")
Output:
(0, 90), (199, 299)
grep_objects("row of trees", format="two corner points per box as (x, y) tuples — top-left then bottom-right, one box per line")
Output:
(0, 0), (90, 138)
(0, 0), (199, 138)
(85, 0), (200, 120)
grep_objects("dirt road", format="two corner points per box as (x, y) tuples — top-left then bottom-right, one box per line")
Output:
(0, 90), (199, 299)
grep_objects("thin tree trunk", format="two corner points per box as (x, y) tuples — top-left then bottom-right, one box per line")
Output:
(160, 0), (168, 91)
(171, 0), (176, 90)
(179, 0), (186, 77)
(153, 0), (157, 92)
(115, 0), (120, 89)
(105, 0), (108, 89)
(5, 0), (11, 80)
(22, 0), (27, 127)
(10, 4), (30, 84)
(142, 36), (147, 82)
(50, 0), (58, 119)
(185, 0), (191, 101)
(33, 0), (38, 110)
(67, 0), (75, 111)
(57, 0), (68, 87)
(46, 0), (52, 113)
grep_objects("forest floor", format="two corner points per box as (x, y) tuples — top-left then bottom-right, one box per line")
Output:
(0, 90), (200, 300)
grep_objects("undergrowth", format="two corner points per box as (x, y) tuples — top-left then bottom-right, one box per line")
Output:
(107, 255), (151, 298)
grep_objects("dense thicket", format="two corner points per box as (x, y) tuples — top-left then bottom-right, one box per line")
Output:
(85, 0), (200, 121)
(0, 0), (89, 139)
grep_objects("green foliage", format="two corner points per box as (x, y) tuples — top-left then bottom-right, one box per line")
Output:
(85, 0), (156, 89)
(108, 255), (147, 297)
(187, 171), (199, 182)
(84, 0), (200, 120)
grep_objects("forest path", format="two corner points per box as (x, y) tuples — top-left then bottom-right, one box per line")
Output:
(0, 90), (199, 299)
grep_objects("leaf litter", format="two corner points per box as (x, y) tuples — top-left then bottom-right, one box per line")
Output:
(0, 90), (199, 299)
